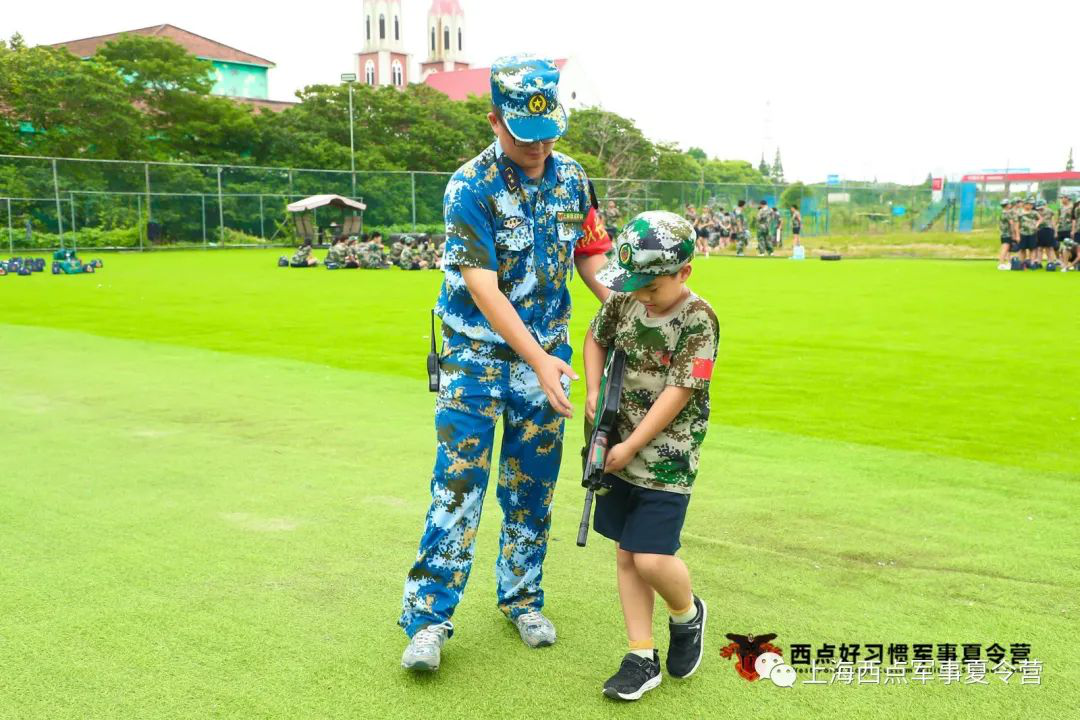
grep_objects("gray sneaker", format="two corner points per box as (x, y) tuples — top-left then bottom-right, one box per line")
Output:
(401, 622), (453, 671)
(512, 610), (556, 648)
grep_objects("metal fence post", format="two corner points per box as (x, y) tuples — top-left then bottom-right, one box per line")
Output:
(52, 158), (64, 241)
(411, 172), (417, 231)
(137, 194), (144, 251)
(6, 198), (12, 253)
(201, 194), (207, 248)
(69, 191), (76, 237)
(144, 162), (152, 230)
(217, 166), (225, 245)
(259, 194), (265, 239)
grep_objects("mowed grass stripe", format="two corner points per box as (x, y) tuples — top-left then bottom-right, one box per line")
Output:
(2, 251), (1078, 471)
(0, 324), (1075, 718)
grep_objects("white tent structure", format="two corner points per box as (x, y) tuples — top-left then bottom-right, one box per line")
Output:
(286, 194), (367, 213)
(286, 195), (366, 244)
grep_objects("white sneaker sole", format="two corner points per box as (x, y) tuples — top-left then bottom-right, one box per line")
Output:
(402, 656), (439, 671)
(401, 660), (438, 673)
(604, 673), (661, 700)
(671, 598), (707, 679)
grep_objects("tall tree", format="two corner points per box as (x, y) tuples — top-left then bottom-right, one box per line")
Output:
(560, 107), (654, 179)
(1067, 148), (1074, 172)
(772, 148), (785, 183)
(94, 35), (257, 162)
(0, 37), (145, 158)
(758, 153), (770, 177)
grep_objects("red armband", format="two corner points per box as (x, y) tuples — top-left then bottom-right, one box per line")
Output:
(575, 206), (613, 257)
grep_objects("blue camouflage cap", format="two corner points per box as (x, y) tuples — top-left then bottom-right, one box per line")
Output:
(490, 55), (568, 142)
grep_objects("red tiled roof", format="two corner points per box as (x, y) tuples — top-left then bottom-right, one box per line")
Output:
(233, 97), (298, 113)
(422, 66), (489, 100)
(423, 59), (566, 101)
(52, 24), (274, 67)
(962, 171), (1080, 183)
(429, 0), (464, 15)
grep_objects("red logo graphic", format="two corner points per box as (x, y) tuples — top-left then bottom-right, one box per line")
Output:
(721, 633), (783, 681)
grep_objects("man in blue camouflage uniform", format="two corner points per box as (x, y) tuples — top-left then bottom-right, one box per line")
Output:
(399, 56), (610, 673)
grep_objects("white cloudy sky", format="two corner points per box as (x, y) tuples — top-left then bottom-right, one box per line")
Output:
(6, 0), (1078, 183)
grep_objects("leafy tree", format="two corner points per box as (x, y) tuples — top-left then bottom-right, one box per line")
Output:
(772, 148), (784, 183)
(758, 153), (770, 176)
(95, 35), (257, 162)
(702, 159), (768, 185)
(0, 39), (145, 158)
(686, 146), (707, 162)
(780, 181), (808, 209)
(560, 107), (654, 179)
(1067, 148), (1074, 172)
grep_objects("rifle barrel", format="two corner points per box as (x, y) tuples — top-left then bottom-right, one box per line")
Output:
(576, 490), (594, 547)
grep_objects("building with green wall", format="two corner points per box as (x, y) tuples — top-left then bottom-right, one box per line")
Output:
(53, 24), (275, 101)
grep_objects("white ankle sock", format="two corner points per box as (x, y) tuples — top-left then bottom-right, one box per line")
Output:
(669, 602), (698, 624)
(630, 648), (654, 660)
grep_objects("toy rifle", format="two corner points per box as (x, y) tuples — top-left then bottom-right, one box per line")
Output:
(577, 347), (627, 547)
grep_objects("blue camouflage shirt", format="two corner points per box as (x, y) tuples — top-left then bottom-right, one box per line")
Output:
(436, 142), (591, 350)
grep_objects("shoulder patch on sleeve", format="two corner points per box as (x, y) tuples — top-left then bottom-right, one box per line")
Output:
(691, 357), (715, 381)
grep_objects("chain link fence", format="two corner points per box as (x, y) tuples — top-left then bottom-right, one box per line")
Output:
(0, 154), (998, 252)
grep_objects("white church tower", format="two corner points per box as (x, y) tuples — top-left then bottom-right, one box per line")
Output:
(356, 0), (410, 88)
(420, 0), (470, 80)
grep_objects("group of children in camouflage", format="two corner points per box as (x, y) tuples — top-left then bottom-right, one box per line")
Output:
(997, 194), (1080, 271)
(288, 231), (444, 270)
(684, 200), (802, 258)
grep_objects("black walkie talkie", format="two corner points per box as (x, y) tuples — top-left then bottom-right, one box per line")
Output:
(427, 309), (440, 392)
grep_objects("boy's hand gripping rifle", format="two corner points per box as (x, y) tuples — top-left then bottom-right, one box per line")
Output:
(577, 348), (627, 547)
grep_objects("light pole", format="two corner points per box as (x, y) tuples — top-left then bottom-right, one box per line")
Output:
(341, 73), (357, 198)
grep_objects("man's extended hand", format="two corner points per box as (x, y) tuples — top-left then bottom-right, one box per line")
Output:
(532, 353), (578, 418)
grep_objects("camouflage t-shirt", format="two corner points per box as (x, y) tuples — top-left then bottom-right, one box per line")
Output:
(1019, 209), (1039, 236)
(291, 245), (312, 263)
(1038, 207), (1054, 229)
(999, 209), (1013, 238)
(1057, 205), (1073, 232)
(589, 290), (719, 494)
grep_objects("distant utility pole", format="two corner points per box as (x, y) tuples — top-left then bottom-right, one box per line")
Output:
(341, 73), (357, 198)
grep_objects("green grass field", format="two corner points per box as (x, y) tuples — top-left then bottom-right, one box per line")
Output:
(1, 251), (1077, 718)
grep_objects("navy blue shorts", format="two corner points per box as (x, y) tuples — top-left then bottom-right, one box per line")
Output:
(593, 474), (690, 555)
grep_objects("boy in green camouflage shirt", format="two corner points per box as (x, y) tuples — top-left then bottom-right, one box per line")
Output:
(584, 210), (719, 701)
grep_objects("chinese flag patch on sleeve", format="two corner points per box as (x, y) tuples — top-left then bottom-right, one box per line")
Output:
(691, 357), (715, 380)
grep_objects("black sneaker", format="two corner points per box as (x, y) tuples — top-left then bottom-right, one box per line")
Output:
(602, 652), (662, 700)
(667, 596), (706, 678)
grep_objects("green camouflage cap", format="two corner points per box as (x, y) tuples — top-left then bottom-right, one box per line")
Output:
(596, 211), (695, 292)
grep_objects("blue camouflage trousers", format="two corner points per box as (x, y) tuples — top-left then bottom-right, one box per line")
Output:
(399, 334), (570, 638)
